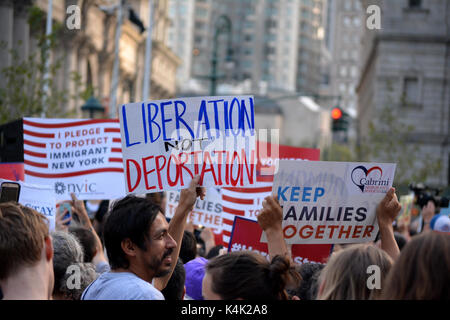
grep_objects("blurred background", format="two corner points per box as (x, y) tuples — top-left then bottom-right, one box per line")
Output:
(0, 0), (449, 194)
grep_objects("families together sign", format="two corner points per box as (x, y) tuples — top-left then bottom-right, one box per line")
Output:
(119, 96), (257, 194)
(264, 160), (397, 244)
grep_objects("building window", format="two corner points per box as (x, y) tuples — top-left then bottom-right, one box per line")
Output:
(402, 77), (420, 105)
(409, 0), (422, 8)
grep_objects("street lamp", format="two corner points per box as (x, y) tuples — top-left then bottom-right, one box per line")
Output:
(81, 96), (105, 119)
(210, 15), (233, 96)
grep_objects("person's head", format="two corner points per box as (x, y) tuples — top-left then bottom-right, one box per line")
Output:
(382, 231), (450, 300)
(317, 244), (393, 300)
(0, 202), (54, 299)
(104, 196), (176, 280)
(161, 259), (186, 300)
(93, 200), (110, 244)
(203, 251), (294, 300)
(394, 232), (407, 250)
(205, 245), (224, 259)
(180, 231), (197, 263)
(145, 192), (166, 215)
(69, 226), (97, 263)
(288, 263), (325, 300)
(51, 231), (97, 300)
(184, 256), (208, 300)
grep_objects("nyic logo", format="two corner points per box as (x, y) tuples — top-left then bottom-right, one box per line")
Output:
(351, 166), (389, 193)
(54, 182), (66, 195)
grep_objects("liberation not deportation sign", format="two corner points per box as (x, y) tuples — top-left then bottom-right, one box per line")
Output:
(262, 160), (397, 244)
(23, 118), (126, 200)
(119, 96), (256, 194)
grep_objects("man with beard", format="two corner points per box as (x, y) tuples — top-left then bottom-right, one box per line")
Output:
(82, 176), (205, 300)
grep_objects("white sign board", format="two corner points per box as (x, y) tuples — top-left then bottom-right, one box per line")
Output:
(262, 160), (397, 244)
(119, 96), (256, 194)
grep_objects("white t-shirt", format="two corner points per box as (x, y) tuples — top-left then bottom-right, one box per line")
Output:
(81, 271), (164, 300)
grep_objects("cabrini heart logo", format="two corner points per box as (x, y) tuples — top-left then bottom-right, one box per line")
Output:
(351, 166), (390, 193)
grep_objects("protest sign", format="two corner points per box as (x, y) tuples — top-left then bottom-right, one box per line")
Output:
(119, 96), (256, 194)
(398, 193), (414, 226)
(264, 160), (396, 244)
(23, 118), (126, 200)
(0, 163), (24, 181)
(165, 188), (223, 230)
(221, 143), (320, 246)
(1, 178), (56, 232)
(229, 216), (332, 264)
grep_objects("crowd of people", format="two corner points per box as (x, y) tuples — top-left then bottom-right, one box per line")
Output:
(0, 175), (449, 300)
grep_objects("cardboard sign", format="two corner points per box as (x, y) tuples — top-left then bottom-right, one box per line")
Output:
(229, 216), (332, 264)
(119, 96), (256, 194)
(0, 163), (24, 181)
(398, 193), (414, 226)
(221, 143), (320, 246)
(265, 160), (397, 244)
(23, 118), (126, 200)
(165, 188), (223, 230)
(1, 179), (56, 232)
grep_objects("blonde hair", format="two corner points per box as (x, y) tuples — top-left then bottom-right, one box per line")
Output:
(317, 244), (393, 300)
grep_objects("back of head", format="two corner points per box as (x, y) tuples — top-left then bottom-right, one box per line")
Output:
(104, 195), (162, 269)
(317, 244), (393, 300)
(382, 231), (450, 300)
(51, 231), (97, 300)
(69, 226), (97, 263)
(289, 263), (325, 300)
(206, 251), (292, 300)
(161, 259), (186, 300)
(180, 231), (197, 264)
(0, 202), (49, 280)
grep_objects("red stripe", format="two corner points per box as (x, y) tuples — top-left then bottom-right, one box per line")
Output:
(24, 149), (46, 158)
(113, 138), (121, 143)
(224, 186), (273, 193)
(222, 230), (232, 237)
(25, 167), (124, 178)
(104, 128), (121, 133)
(24, 159), (48, 168)
(222, 219), (234, 226)
(23, 129), (54, 138)
(256, 175), (274, 182)
(109, 158), (123, 163)
(24, 139), (46, 148)
(222, 206), (245, 216)
(23, 118), (119, 128)
(222, 195), (253, 205)
(111, 148), (122, 153)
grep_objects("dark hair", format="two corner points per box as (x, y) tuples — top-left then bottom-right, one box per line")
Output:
(382, 231), (450, 300)
(287, 263), (325, 300)
(161, 259), (186, 300)
(394, 232), (407, 251)
(104, 196), (162, 269)
(206, 251), (296, 300)
(205, 245), (223, 259)
(180, 231), (197, 264)
(69, 227), (97, 263)
(0, 202), (49, 279)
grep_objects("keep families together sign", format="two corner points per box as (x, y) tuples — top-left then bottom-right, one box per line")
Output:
(265, 160), (397, 244)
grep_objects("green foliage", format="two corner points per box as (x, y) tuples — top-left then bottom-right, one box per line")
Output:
(0, 5), (90, 124)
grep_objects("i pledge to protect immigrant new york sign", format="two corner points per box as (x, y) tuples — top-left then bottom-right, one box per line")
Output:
(262, 160), (396, 244)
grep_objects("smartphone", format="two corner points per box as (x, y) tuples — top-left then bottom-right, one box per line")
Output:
(0, 182), (21, 203)
(58, 203), (72, 226)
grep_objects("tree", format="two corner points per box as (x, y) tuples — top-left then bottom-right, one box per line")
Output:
(0, 6), (91, 124)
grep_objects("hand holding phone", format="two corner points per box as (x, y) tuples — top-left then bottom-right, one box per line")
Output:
(58, 203), (72, 226)
(0, 182), (21, 203)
